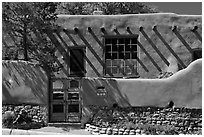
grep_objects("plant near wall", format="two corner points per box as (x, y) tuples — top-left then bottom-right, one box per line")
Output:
(2, 2), (61, 74)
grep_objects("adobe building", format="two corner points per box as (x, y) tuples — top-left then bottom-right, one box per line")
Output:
(2, 13), (202, 124)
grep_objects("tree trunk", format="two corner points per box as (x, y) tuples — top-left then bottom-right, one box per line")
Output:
(23, 22), (28, 61)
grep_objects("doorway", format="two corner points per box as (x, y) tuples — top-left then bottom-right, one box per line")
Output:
(50, 78), (81, 122)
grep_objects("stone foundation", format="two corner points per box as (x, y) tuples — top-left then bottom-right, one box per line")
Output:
(87, 106), (202, 135)
(2, 104), (48, 129)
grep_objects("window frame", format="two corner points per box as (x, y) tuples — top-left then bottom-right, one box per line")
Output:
(103, 34), (139, 78)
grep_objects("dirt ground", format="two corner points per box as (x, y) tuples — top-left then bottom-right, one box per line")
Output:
(2, 126), (92, 135)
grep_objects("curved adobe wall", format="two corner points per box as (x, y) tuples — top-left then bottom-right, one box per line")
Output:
(2, 60), (48, 105)
(116, 59), (202, 108)
(81, 59), (202, 111)
(56, 13), (202, 78)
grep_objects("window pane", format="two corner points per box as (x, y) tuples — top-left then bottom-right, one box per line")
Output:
(119, 38), (124, 44)
(53, 104), (64, 113)
(53, 91), (64, 100)
(125, 53), (130, 59)
(125, 45), (131, 51)
(106, 67), (112, 74)
(105, 38), (111, 44)
(105, 53), (111, 59)
(131, 44), (137, 51)
(131, 38), (137, 44)
(106, 60), (111, 66)
(119, 45), (124, 51)
(132, 52), (137, 59)
(112, 53), (118, 59)
(112, 60), (119, 66)
(68, 93), (79, 100)
(124, 66), (131, 74)
(125, 38), (131, 44)
(53, 80), (63, 89)
(112, 45), (118, 52)
(70, 80), (79, 89)
(112, 38), (117, 44)
(112, 66), (118, 74)
(119, 52), (124, 59)
(105, 46), (111, 52)
(70, 49), (85, 76)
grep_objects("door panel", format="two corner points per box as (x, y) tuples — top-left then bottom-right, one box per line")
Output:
(50, 78), (81, 123)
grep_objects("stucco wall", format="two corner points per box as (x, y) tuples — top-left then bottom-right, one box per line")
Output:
(56, 13), (202, 78)
(81, 59), (202, 113)
(2, 60), (48, 105)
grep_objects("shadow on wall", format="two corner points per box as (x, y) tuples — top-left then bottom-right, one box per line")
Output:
(81, 59), (202, 109)
(2, 61), (48, 105)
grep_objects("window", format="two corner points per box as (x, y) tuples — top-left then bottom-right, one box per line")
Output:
(104, 35), (138, 77)
(69, 47), (86, 77)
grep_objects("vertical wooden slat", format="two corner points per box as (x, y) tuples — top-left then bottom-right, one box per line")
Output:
(153, 26), (186, 68)
(139, 27), (170, 66)
(172, 26), (193, 54)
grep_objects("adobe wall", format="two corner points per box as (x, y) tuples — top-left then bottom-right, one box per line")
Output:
(56, 13), (202, 78)
(81, 59), (202, 120)
(2, 60), (48, 105)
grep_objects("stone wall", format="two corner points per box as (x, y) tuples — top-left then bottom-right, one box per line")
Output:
(85, 106), (202, 135)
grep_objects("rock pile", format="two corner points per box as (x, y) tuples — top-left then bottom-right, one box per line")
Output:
(87, 106), (202, 135)
(2, 105), (48, 129)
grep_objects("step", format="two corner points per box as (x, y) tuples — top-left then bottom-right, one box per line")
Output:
(48, 122), (82, 128)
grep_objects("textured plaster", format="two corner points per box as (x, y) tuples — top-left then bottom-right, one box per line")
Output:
(81, 59), (202, 111)
(56, 13), (202, 78)
(2, 61), (48, 105)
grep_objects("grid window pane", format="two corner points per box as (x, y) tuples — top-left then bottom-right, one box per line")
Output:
(119, 45), (124, 51)
(131, 38), (137, 44)
(106, 60), (111, 66)
(132, 52), (137, 59)
(106, 67), (112, 74)
(119, 38), (124, 44)
(112, 53), (118, 59)
(105, 46), (111, 52)
(112, 67), (118, 74)
(112, 45), (118, 51)
(105, 53), (111, 59)
(112, 39), (117, 44)
(131, 44), (137, 51)
(119, 53), (124, 59)
(125, 45), (131, 51)
(124, 53), (130, 59)
(104, 36), (138, 77)
(105, 38), (111, 44)
(125, 38), (131, 44)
